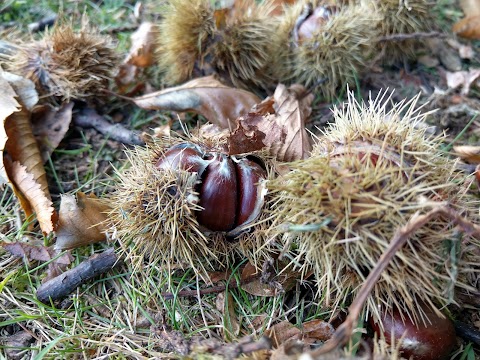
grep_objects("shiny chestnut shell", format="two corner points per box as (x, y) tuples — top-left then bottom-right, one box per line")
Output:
(370, 306), (456, 360)
(156, 143), (267, 233)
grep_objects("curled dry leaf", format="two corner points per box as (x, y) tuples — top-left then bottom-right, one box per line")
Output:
(2, 71), (38, 111)
(31, 102), (74, 163)
(4, 106), (55, 234)
(0, 71), (21, 184)
(125, 22), (157, 67)
(453, 15), (480, 39)
(240, 260), (299, 297)
(301, 319), (334, 342)
(229, 84), (313, 161)
(460, 0), (480, 16)
(6, 161), (55, 234)
(265, 321), (301, 348)
(55, 192), (111, 250)
(453, 145), (480, 163)
(133, 75), (261, 129)
(1, 240), (73, 282)
(445, 69), (480, 95)
(1, 70), (54, 234)
(216, 291), (240, 341)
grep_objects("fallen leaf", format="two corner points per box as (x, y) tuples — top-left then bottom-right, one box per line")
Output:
(301, 319), (334, 342)
(115, 63), (142, 94)
(125, 22), (157, 67)
(5, 161), (55, 234)
(460, 0), (480, 16)
(445, 69), (480, 95)
(453, 145), (480, 163)
(55, 192), (111, 250)
(446, 39), (475, 59)
(0, 71), (21, 121)
(0, 71), (21, 184)
(132, 75), (261, 129)
(265, 321), (301, 348)
(453, 15), (480, 39)
(1, 240), (73, 282)
(208, 270), (232, 283)
(2, 71), (38, 110)
(4, 331), (34, 360)
(216, 292), (240, 341)
(240, 260), (299, 297)
(31, 102), (74, 163)
(4, 103), (55, 234)
(152, 119), (173, 138)
(227, 113), (266, 155)
(426, 38), (462, 72)
(234, 84), (313, 161)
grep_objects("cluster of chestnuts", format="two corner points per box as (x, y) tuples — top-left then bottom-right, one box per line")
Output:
(155, 142), (267, 235)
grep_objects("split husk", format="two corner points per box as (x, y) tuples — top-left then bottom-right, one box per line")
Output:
(108, 133), (275, 277)
(4, 19), (119, 102)
(157, 0), (282, 91)
(276, 0), (381, 99)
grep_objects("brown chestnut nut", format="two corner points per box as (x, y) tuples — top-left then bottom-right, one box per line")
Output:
(370, 305), (456, 360)
(156, 143), (267, 234)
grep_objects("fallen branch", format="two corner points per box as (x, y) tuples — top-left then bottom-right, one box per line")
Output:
(309, 204), (480, 356)
(73, 108), (145, 146)
(36, 248), (118, 304)
(378, 31), (447, 42)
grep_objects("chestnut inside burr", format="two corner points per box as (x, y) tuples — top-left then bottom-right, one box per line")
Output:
(156, 143), (267, 233)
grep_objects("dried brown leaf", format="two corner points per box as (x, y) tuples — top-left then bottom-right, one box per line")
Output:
(6, 161), (55, 234)
(0, 72), (21, 184)
(31, 102), (74, 163)
(0, 72), (21, 121)
(216, 292), (240, 341)
(2, 72), (38, 110)
(4, 102), (55, 233)
(55, 192), (111, 250)
(133, 75), (261, 128)
(301, 319), (334, 342)
(264, 321), (301, 348)
(453, 145), (480, 163)
(255, 84), (313, 161)
(1, 241), (73, 282)
(125, 22), (157, 67)
(453, 15), (480, 39)
(240, 261), (299, 297)
(460, 0), (480, 16)
(228, 113), (266, 155)
(445, 69), (480, 95)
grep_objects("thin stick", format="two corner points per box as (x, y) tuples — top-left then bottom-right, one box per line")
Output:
(309, 205), (480, 356)
(36, 248), (118, 304)
(73, 108), (145, 146)
(378, 31), (447, 42)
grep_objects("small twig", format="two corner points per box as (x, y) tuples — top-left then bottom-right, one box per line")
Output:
(455, 321), (480, 346)
(28, 14), (57, 32)
(309, 204), (480, 356)
(73, 108), (145, 146)
(36, 248), (118, 304)
(378, 31), (447, 42)
(214, 336), (272, 359)
(161, 270), (262, 300)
